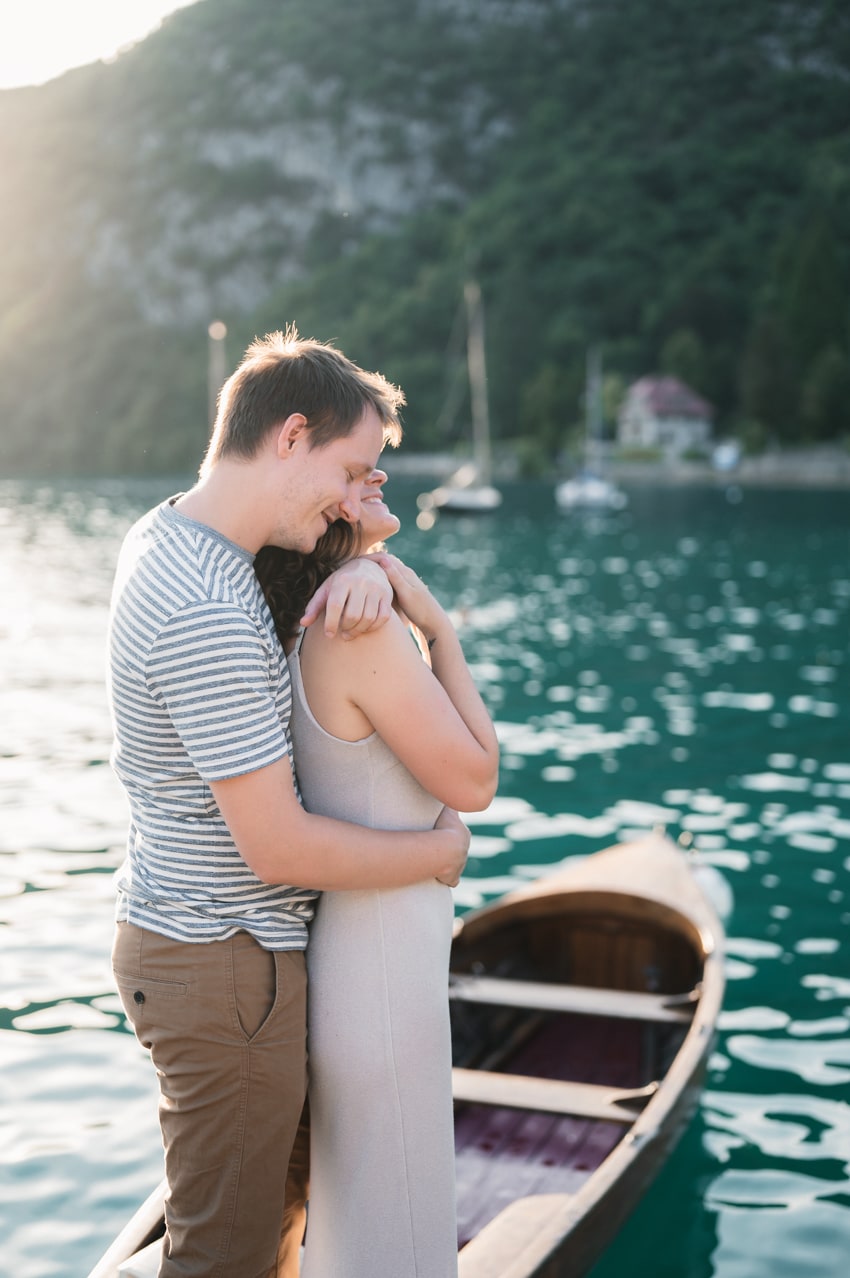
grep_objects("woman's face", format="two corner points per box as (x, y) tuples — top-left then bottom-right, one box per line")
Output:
(358, 468), (401, 551)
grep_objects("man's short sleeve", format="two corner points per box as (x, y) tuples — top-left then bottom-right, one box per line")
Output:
(147, 602), (289, 781)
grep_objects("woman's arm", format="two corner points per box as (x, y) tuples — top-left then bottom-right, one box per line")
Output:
(303, 561), (499, 812)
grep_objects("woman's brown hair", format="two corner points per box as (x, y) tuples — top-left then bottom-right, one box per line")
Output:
(255, 520), (359, 646)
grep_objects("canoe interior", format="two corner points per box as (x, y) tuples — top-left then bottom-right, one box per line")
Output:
(450, 891), (704, 1250)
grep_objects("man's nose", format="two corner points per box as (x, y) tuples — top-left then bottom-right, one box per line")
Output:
(338, 491), (362, 523)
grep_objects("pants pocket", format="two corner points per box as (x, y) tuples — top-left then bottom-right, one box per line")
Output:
(231, 931), (277, 1041)
(113, 970), (189, 1049)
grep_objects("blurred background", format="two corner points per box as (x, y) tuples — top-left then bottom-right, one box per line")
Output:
(1, 0), (849, 478)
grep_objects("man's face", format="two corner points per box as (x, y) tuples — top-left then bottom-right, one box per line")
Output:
(275, 406), (385, 552)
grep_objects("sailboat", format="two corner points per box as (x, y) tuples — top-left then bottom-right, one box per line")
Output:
(418, 281), (502, 519)
(555, 347), (627, 512)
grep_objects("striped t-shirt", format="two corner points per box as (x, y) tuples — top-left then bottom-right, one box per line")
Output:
(107, 498), (318, 950)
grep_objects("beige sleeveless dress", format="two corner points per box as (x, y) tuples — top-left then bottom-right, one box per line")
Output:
(289, 627), (458, 1278)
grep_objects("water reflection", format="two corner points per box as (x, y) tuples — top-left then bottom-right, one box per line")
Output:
(2, 478), (849, 1278)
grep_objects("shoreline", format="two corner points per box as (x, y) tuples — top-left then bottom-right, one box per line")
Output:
(2, 447), (848, 491)
(385, 445), (850, 490)
(608, 444), (850, 490)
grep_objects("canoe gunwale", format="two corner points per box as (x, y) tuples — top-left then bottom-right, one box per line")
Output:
(86, 1179), (167, 1278)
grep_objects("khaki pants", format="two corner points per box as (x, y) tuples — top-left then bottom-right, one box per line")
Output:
(113, 922), (309, 1278)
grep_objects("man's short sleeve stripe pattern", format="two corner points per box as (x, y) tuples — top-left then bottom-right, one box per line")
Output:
(108, 500), (317, 950)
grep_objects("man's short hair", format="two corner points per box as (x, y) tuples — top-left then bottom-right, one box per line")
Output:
(201, 327), (404, 474)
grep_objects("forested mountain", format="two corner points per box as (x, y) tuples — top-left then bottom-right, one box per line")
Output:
(1, 0), (848, 475)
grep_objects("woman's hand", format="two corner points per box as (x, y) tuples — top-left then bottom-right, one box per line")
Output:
(368, 551), (447, 644)
(432, 806), (470, 886)
(301, 556), (393, 639)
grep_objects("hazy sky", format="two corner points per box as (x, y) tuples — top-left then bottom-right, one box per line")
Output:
(0, 0), (203, 89)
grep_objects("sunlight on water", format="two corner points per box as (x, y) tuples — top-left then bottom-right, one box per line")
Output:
(704, 1088), (850, 1278)
(2, 478), (849, 1277)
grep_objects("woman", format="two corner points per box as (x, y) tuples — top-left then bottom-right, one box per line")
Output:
(255, 470), (499, 1278)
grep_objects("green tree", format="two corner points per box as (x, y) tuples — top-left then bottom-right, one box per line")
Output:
(518, 362), (577, 460)
(801, 346), (850, 440)
(777, 212), (848, 372)
(739, 311), (799, 441)
(660, 329), (707, 394)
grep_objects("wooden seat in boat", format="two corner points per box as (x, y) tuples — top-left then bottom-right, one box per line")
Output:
(452, 1067), (658, 1124)
(448, 973), (698, 1024)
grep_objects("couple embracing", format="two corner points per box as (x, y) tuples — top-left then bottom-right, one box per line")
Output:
(106, 328), (499, 1277)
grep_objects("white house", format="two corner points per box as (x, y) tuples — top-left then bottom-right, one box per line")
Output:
(618, 376), (713, 457)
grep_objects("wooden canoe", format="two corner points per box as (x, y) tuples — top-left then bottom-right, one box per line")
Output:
(87, 831), (724, 1278)
(450, 830), (724, 1277)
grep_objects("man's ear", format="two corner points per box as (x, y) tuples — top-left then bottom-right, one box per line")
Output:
(275, 413), (309, 457)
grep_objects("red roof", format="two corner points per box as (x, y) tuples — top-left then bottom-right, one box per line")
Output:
(631, 376), (713, 419)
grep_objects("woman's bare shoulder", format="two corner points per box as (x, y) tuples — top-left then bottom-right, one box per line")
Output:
(301, 609), (416, 666)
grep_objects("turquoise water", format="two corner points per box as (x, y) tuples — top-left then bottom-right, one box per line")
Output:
(1, 476), (848, 1277)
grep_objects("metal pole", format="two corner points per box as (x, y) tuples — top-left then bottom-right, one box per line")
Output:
(208, 320), (227, 430)
(464, 281), (491, 484)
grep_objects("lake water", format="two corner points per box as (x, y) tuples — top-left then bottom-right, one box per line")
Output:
(1, 475), (848, 1278)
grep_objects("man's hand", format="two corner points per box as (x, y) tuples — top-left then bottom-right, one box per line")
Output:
(433, 806), (470, 886)
(301, 556), (393, 639)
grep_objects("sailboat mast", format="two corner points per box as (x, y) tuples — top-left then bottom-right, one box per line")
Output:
(464, 280), (492, 485)
(586, 345), (603, 472)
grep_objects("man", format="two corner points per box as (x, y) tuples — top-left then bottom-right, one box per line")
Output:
(107, 328), (469, 1278)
